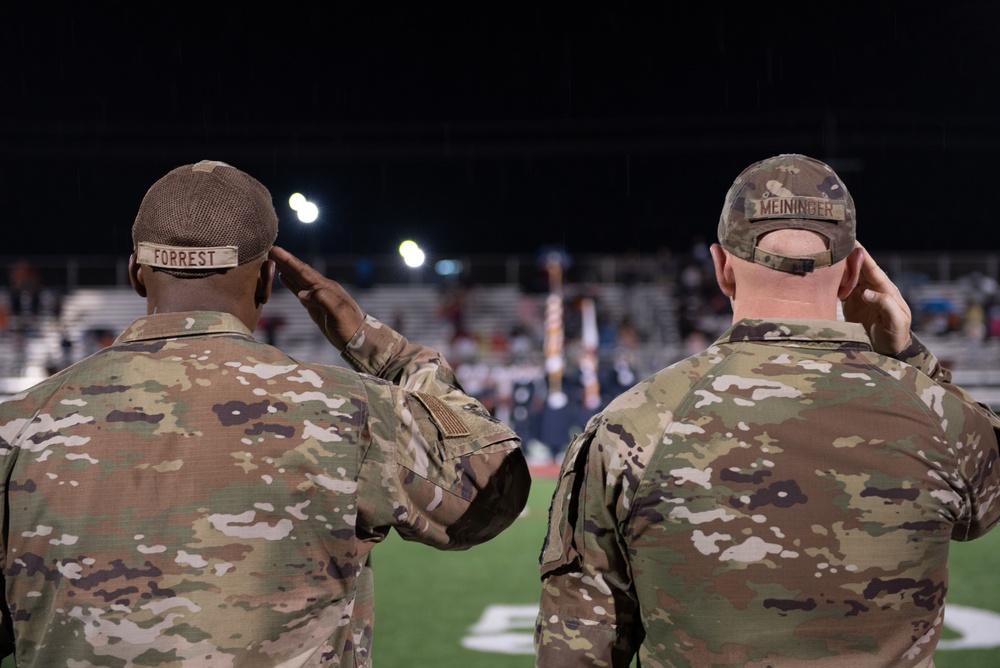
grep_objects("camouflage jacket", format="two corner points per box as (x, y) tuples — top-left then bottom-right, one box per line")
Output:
(537, 318), (1000, 668)
(0, 311), (529, 667)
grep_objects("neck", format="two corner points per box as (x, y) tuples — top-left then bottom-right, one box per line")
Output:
(730, 293), (840, 322)
(144, 265), (264, 332)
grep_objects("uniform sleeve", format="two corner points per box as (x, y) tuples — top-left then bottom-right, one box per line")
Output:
(895, 333), (1000, 419)
(0, 408), (15, 659)
(894, 334), (954, 385)
(940, 381), (1000, 541)
(0, 573), (12, 660)
(0, 385), (58, 660)
(345, 316), (530, 549)
(898, 335), (1000, 539)
(535, 428), (640, 667)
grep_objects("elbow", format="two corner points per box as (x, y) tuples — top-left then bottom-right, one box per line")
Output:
(444, 447), (531, 549)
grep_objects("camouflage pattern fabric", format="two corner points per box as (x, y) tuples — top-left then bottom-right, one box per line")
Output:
(0, 311), (529, 667)
(717, 154), (857, 274)
(536, 318), (1000, 668)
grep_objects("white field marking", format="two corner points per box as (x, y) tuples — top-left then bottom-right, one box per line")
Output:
(461, 604), (538, 655)
(937, 604), (1000, 650)
(458, 603), (1000, 655)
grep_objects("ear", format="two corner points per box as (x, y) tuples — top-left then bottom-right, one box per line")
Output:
(710, 244), (736, 298)
(128, 254), (147, 298)
(255, 259), (275, 307)
(837, 246), (865, 300)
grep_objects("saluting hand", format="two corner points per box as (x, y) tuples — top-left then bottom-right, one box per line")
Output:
(269, 246), (366, 351)
(842, 242), (912, 356)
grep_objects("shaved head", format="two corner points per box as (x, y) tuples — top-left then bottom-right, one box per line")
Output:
(710, 230), (864, 321)
(756, 229), (829, 257)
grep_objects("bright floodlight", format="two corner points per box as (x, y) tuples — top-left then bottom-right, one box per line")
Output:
(297, 202), (319, 224)
(289, 193), (307, 211)
(403, 248), (425, 268)
(398, 240), (425, 268)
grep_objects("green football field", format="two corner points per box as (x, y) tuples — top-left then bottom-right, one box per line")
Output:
(0, 477), (996, 666)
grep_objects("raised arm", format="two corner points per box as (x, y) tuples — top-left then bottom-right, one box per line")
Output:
(269, 245), (366, 351)
(270, 245), (531, 549)
(842, 242), (955, 382)
(843, 244), (1000, 537)
(271, 245), (468, 395)
(841, 242), (912, 356)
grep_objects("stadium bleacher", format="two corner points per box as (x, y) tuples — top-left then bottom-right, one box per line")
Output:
(3, 252), (1000, 414)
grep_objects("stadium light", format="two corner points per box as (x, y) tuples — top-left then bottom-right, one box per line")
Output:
(298, 202), (319, 223)
(289, 192), (319, 224)
(399, 240), (425, 268)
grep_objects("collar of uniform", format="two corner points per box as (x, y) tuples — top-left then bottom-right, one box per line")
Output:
(115, 311), (255, 344)
(718, 318), (873, 350)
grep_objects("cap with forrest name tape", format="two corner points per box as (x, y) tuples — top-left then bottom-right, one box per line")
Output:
(132, 160), (278, 277)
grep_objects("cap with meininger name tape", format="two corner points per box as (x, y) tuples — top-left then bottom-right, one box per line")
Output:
(717, 154), (856, 274)
(132, 160), (278, 277)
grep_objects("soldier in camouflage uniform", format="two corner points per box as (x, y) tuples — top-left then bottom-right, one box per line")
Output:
(536, 154), (1000, 667)
(0, 160), (531, 666)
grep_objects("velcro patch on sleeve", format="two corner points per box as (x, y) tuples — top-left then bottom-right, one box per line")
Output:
(414, 392), (471, 438)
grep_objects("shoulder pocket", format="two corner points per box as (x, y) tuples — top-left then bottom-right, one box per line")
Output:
(539, 430), (593, 575)
(400, 391), (516, 498)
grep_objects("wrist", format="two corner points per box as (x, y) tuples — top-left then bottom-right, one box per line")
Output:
(891, 335), (918, 359)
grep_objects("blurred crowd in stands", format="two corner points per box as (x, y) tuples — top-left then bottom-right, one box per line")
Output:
(2, 248), (1000, 459)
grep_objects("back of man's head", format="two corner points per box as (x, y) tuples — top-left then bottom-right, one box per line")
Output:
(132, 160), (278, 278)
(718, 154), (855, 275)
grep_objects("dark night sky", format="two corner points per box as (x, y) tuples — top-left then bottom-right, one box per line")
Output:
(3, 3), (1000, 260)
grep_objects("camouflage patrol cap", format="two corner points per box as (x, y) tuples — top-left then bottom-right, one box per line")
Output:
(132, 160), (278, 277)
(718, 154), (856, 274)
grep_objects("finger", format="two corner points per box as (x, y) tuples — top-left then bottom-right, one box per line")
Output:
(863, 288), (906, 330)
(860, 251), (912, 320)
(856, 245), (897, 295)
(841, 287), (871, 324)
(860, 257), (892, 289)
(269, 247), (313, 287)
(268, 245), (300, 270)
(842, 284), (866, 311)
(306, 284), (354, 314)
(269, 248), (310, 294)
(276, 270), (311, 299)
(278, 274), (318, 306)
(269, 246), (326, 291)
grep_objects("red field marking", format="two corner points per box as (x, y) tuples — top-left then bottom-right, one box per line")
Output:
(528, 463), (561, 479)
